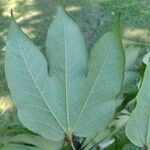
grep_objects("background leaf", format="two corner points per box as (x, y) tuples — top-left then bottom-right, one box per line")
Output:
(2, 144), (39, 150)
(126, 60), (150, 148)
(123, 46), (142, 95)
(10, 134), (63, 150)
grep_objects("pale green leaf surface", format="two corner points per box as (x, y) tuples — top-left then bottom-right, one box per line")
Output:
(5, 7), (124, 141)
(83, 129), (110, 150)
(125, 46), (141, 71)
(46, 7), (88, 134)
(46, 7), (124, 137)
(143, 52), (150, 65)
(5, 21), (65, 141)
(126, 62), (150, 148)
(123, 46), (142, 94)
(110, 111), (130, 129)
(123, 71), (141, 94)
(73, 31), (125, 136)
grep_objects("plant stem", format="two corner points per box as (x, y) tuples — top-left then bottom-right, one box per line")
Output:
(68, 134), (76, 150)
(70, 138), (76, 150)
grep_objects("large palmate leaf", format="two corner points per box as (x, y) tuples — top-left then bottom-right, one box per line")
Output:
(5, 7), (124, 141)
(126, 61), (150, 148)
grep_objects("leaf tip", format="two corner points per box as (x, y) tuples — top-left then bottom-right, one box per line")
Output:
(10, 9), (17, 28)
(57, 6), (64, 12)
(8, 10), (20, 38)
(113, 11), (121, 31)
(56, 6), (66, 17)
(10, 9), (16, 22)
(11, 9), (14, 17)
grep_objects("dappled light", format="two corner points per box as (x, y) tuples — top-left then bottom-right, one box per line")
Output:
(17, 11), (41, 23)
(65, 6), (81, 12)
(124, 28), (150, 43)
(0, 96), (13, 112)
(123, 27), (150, 47)
(1, 0), (17, 17)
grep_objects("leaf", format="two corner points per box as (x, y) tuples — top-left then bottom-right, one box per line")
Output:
(10, 134), (63, 150)
(123, 71), (141, 94)
(5, 19), (65, 141)
(107, 141), (140, 150)
(46, 7), (124, 137)
(125, 61), (150, 148)
(110, 110), (130, 129)
(83, 110), (129, 149)
(72, 25), (125, 137)
(83, 110), (129, 150)
(122, 143), (140, 150)
(106, 127), (128, 150)
(82, 129), (110, 150)
(100, 138), (115, 150)
(0, 128), (63, 150)
(123, 46), (142, 94)
(46, 6), (88, 136)
(143, 52), (150, 65)
(5, 7), (125, 141)
(125, 46), (141, 71)
(2, 144), (39, 150)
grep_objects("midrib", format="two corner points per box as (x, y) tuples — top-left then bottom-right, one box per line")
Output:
(62, 17), (70, 134)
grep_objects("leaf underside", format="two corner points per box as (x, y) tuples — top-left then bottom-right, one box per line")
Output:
(5, 7), (124, 141)
(126, 62), (150, 148)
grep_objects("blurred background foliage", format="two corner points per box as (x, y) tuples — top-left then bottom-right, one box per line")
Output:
(0, 0), (149, 149)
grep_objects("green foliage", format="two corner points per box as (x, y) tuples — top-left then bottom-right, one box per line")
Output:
(3, 5), (150, 150)
(5, 6), (124, 144)
(0, 133), (63, 150)
(125, 58), (150, 149)
(123, 46), (142, 95)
